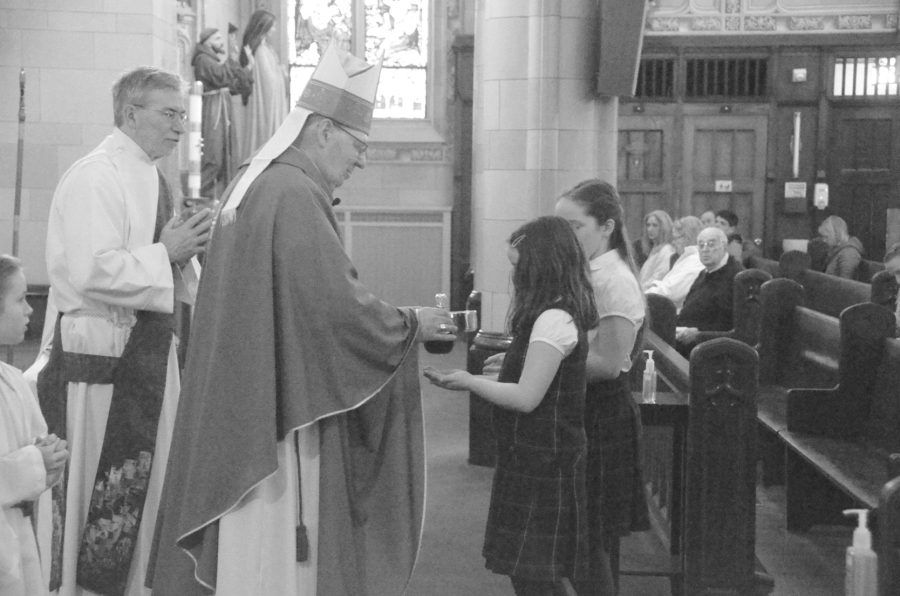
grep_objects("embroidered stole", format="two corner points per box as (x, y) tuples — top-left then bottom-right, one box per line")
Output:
(37, 169), (176, 596)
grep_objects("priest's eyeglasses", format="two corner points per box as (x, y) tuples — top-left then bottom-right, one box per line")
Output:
(332, 121), (368, 157)
(132, 104), (188, 125)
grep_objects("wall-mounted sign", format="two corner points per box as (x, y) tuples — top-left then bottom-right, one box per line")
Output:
(784, 182), (807, 199)
(715, 180), (733, 193)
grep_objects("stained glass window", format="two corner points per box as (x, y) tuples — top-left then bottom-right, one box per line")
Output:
(288, 0), (428, 119)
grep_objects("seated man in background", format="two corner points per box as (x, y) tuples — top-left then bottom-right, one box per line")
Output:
(715, 209), (759, 264)
(646, 215), (705, 312)
(674, 227), (744, 357)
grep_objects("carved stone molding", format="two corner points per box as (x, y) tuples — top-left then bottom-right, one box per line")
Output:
(649, 18), (681, 32)
(837, 15), (874, 29)
(692, 17), (722, 31)
(724, 0), (741, 14)
(789, 16), (825, 31)
(646, 0), (899, 34)
(745, 15), (776, 31)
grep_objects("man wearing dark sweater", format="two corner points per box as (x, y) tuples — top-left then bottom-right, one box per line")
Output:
(675, 227), (744, 357)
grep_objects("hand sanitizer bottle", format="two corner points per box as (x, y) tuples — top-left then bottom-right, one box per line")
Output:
(844, 509), (877, 596)
(642, 350), (657, 403)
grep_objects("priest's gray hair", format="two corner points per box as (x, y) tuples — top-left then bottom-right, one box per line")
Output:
(112, 66), (184, 127)
(0, 255), (22, 312)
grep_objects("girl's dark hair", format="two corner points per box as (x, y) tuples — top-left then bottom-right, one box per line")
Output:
(506, 216), (600, 336)
(241, 10), (276, 67)
(0, 255), (23, 313)
(558, 178), (639, 277)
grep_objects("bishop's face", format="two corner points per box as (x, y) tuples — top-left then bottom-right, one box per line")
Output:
(320, 120), (367, 191)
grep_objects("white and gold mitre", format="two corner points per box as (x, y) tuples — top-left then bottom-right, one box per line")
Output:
(297, 42), (382, 142)
(220, 40), (383, 224)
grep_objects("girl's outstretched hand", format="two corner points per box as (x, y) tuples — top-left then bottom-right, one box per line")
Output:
(423, 367), (472, 391)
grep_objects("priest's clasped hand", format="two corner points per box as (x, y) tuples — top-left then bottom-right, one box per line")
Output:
(161, 209), (213, 266)
(415, 307), (457, 343)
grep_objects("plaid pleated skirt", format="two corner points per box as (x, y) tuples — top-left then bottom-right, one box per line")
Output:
(483, 447), (590, 582)
(585, 374), (651, 539)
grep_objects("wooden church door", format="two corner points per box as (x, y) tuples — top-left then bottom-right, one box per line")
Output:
(682, 114), (768, 246)
(827, 106), (900, 260)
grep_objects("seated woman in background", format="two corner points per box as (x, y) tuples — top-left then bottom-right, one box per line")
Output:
(816, 215), (863, 279)
(645, 216), (705, 312)
(638, 210), (676, 290)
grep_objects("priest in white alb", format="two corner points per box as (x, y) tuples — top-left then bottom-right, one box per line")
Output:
(29, 66), (208, 596)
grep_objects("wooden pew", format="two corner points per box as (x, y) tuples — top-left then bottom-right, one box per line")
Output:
(636, 333), (774, 596)
(780, 305), (900, 531)
(693, 268), (771, 348)
(880, 463), (900, 596)
(684, 338), (770, 596)
(756, 278), (839, 486)
(646, 292), (676, 346)
(748, 253), (873, 318)
(745, 255), (778, 279)
(856, 258), (885, 284)
(777, 250), (810, 283)
(800, 269), (871, 318)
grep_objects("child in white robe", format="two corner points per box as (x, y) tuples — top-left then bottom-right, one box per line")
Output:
(0, 255), (68, 596)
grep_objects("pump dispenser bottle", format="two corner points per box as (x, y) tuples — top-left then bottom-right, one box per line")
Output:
(642, 350), (657, 402)
(844, 509), (877, 596)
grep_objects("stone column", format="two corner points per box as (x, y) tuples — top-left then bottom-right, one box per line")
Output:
(472, 0), (618, 334)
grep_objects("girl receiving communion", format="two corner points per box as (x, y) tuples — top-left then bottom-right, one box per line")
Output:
(424, 216), (600, 596)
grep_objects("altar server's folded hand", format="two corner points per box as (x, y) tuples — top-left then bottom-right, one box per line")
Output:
(423, 367), (472, 391)
(36, 435), (68, 487)
(415, 307), (457, 342)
